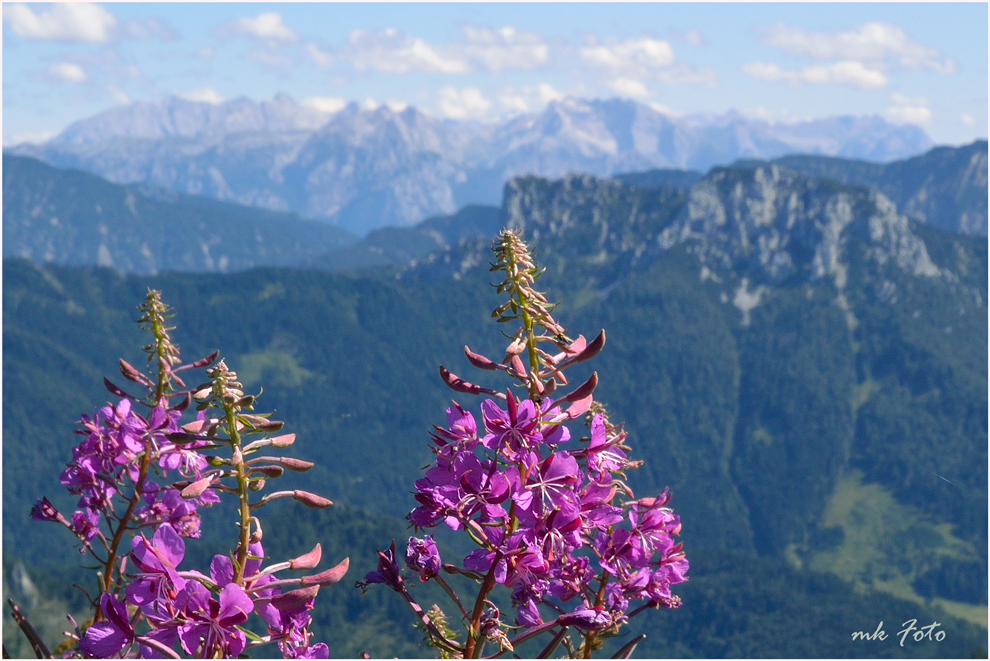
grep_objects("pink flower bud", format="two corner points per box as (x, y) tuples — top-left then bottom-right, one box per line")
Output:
(187, 350), (221, 369)
(270, 433), (296, 448)
(180, 477), (213, 499)
(271, 586), (320, 612)
(300, 557), (349, 586)
(439, 366), (482, 395)
(292, 491), (333, 509)
(559, 372), (598, 403)
(278, 457), (314, 472)
(289, 543), (322, 570)
(464, 346), (498, 370)
(119, 359), (153, 387)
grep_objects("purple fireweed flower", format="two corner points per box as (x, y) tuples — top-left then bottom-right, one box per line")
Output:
(481, 396), (543, 462)
(463, 548), (508, 584)
(534, 504), (583, 563)
(604, 582), (629, 613)
(361, 540), (404, 591)
(71, 508), (100, 542)
(406, 536), (442, 581)
(578, 481), (624, 529)
(547, 555), (594, 602)
(586, 414), (628, 477)
(177, 582), (254, 658)
(79, 593), (134, 658)
(455, 454), (510, 523)
(563, 605), (612, 631)
(512, 451), (582, 522)
(31, 497), (66, 524)
(134, 488), (204, 538)
(430, 403), (481, 462)
(126, 523), (187, 618)
(538, 399), (571, 445)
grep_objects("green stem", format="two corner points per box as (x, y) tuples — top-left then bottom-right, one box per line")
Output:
(224, 403), (251, 584)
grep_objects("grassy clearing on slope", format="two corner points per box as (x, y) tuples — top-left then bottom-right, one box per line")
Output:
(801, 470), (985, 628)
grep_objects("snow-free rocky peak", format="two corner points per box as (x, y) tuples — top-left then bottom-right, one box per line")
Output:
(658, 164), (942, 284)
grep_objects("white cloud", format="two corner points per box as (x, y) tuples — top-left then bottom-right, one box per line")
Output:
(245, 49), (293, 72)
(49, 62), (88, 83)
(197, 46), (216, 62)
(439, 86), (492, 119)
(349, 28), (469, 74)
(303, 97), (347, 114)
(886, 93), (932, 125)
(656, 63), (717, 87)
(580, 37), (675, 70)
(609, 77), (650, 98)
(757, 22), (956, 74)
(108, 86), (131, 105)
(119, 17), (175, 42)
(3, 129), (57, 147)
(3, 2), (115, 43)
(498, 83), (563, 113)
(648, 102), (679, 117)
(961, 114), (977, 127)
(179, 87), (225, 105)
(671, 28), (707, 47)
(742, 61), (888, 89)
(579, 36), (714, 89)
(218, 12), (299, 46)
(460, 25), (549, 73)
(536, 83), (564, 104)
(306, 43), (333, 68)
(886, 105), (932, 124)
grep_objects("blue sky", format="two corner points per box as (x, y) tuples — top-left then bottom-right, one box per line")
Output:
(3, 2), (987, 147)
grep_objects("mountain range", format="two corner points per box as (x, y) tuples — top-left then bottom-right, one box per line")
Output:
(7, 94), (935, 234)
(2, 154), (356, 275)
(4, 141), (984, 277)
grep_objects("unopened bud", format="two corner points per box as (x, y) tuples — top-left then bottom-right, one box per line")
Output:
(439, 366), (482, 395)
(559, 372), (599, 403)
(464, 346), (498, 370)
(301, 558), (350, 586)
(249, 479), (267, 492)
(270, 434), (296, 448)
(180, 477), (213, 499)
(278, 457), (314, 472)
(271, 586), (319, 612)
(251, 465), (284, 479)
(289, 544), (322, 570)
(293, 491), (333, 509)
(119, 359), (153, 387)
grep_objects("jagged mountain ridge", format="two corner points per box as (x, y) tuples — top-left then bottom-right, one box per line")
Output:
(1, 154), (356, 275)
(404, 162), (957, 293)
(736, 140), (990, 236)
(7, 95), (933, 234)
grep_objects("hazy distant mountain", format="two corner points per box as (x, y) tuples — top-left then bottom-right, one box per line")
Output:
(7, 95), (935, 234)
(2, 155), (355, 275)
(52, 93), (333, 145)
(770, 140), (988, 236)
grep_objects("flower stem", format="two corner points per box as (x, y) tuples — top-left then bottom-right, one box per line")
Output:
(223, 403), (251, 584)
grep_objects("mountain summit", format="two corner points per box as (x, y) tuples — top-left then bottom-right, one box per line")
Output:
(8, 95), (933, 234)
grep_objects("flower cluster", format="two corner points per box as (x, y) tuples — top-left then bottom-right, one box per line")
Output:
(30, 291), (347, 659)
(363, 230), (688, 659)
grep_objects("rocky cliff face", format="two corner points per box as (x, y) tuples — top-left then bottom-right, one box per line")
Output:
(657, 165), (942, 285)
(773, 140), (988, 236)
